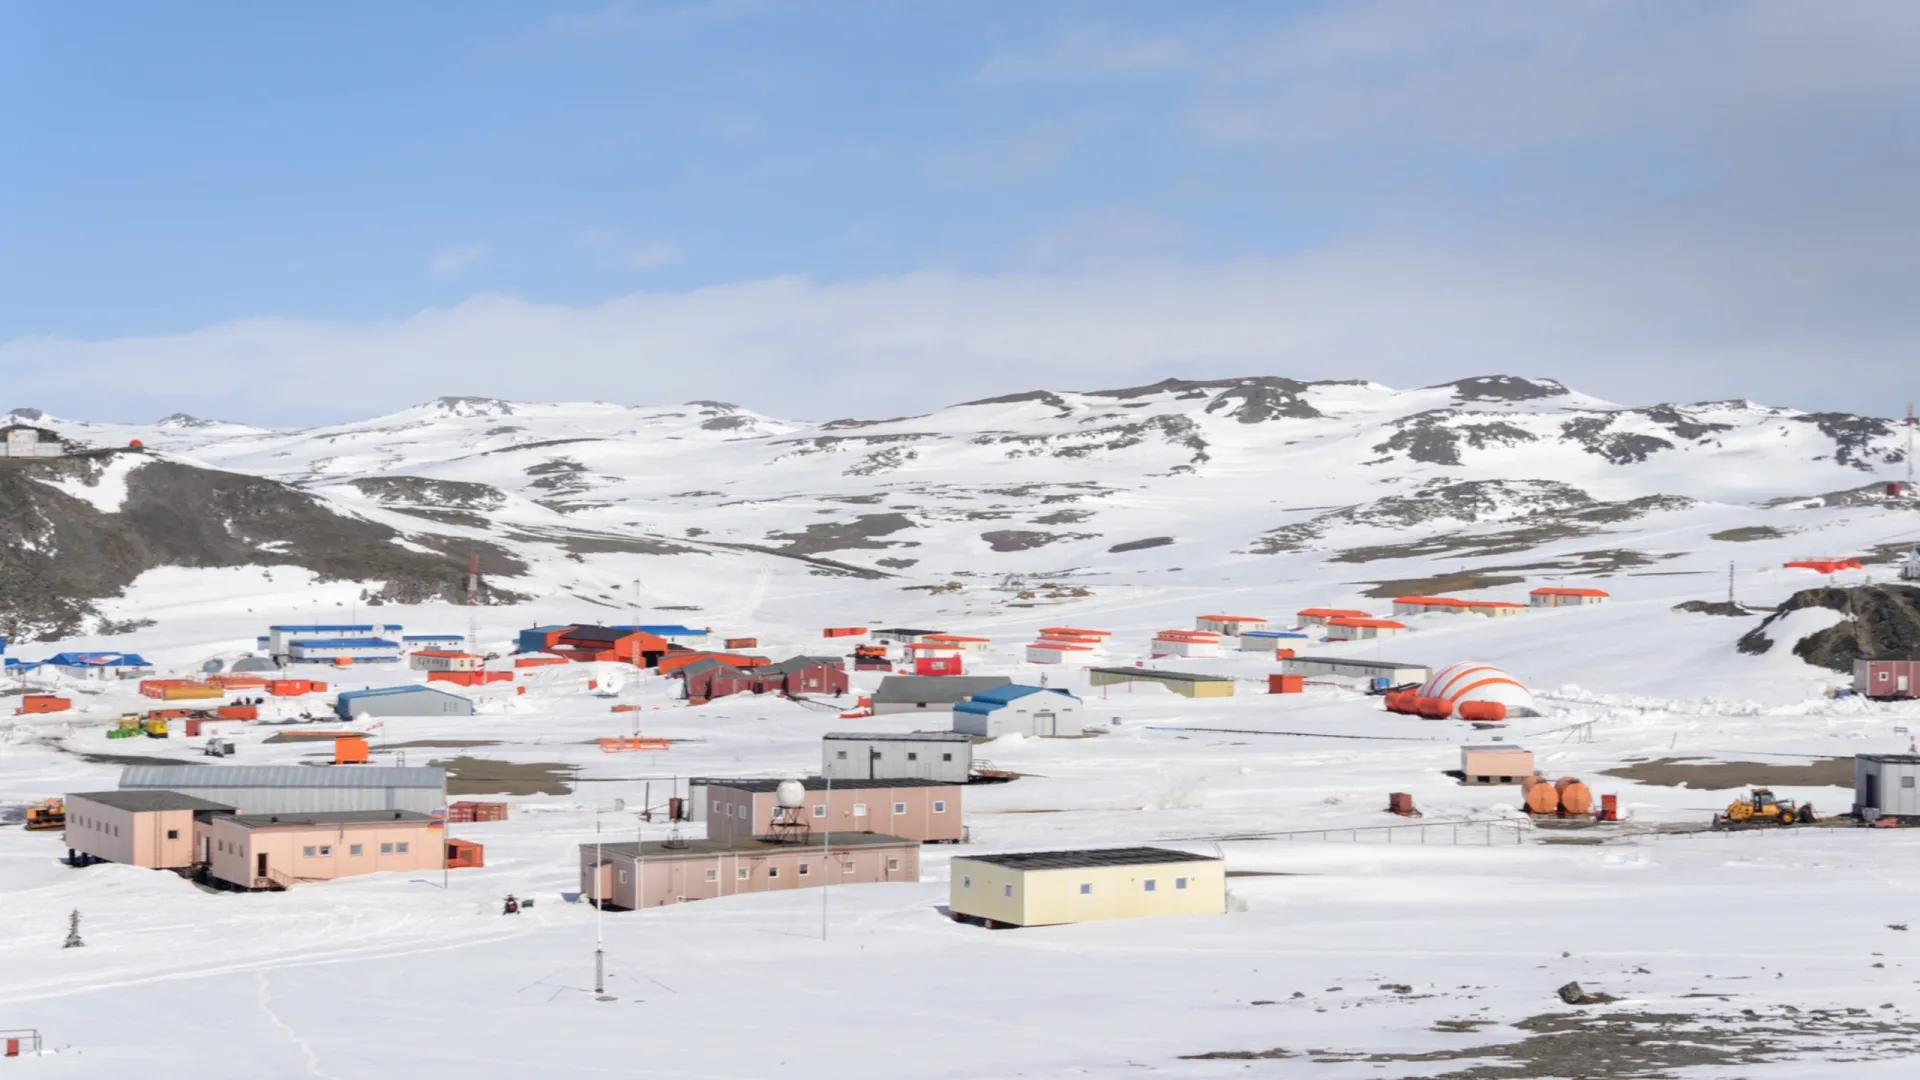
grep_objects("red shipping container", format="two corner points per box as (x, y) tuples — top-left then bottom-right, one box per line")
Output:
(449, 800), (508, 823)
(1274, 648), (1296, 660)
(445, 839), (484, 868)
(267, 679), (314, 696)
(1267, 674), (1304, 694)
(20, 695), (71, 714)
(215, 705), (258, 720)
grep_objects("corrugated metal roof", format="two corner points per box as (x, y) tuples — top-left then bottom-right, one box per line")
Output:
(1088, 667), (1232, 683)
(824, 731), (972, 742)
(872, 675), (1009, 704)
(290, 638), (399, 648)
(694, 777), (956, 792)
(69, 790), (236, 813)
(587, 833), (916, 858)
(121, 765), (445, 789)
(961, 846), (1217, 871)
(337, 685), (464, 701)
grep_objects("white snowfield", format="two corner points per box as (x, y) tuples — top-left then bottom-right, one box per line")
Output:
(3, 378), (1920, 1076)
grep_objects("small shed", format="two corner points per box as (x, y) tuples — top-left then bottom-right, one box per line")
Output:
(872, 675), (1011, 715)
(1529, 588), (1609, 607)
(1856, 754), (1920, 820)
(823, 731), (973, 783)
(1460, 745), (1534, 785)
(1325, 618), (1409, 641)
(1280, 657), (1430, 685)
(1238, 630), (1309, 652)
(1854, 658), (1920, 699)
(1194, 615), (1267, 636)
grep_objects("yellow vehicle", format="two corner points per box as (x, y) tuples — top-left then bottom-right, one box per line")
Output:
(24, 798), (66, 831)
(1718, 787), (1814, 827)
(141, 717), (170, 738)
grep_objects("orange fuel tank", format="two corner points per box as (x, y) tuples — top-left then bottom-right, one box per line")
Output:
(1415, 696), (1454, 720)
(1555, 777), (1593, 816)
(1522, 776), (1560, 815)
(1458, 701), (1507, 722)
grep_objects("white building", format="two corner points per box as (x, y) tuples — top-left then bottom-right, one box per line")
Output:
(1026, 642), (1095, 664)
(1855, 754), (1920, 820)
(823, 731), (974, 783)
(1150, 631), (1221, 658)
(952, 685), (1083, 738)
(1324, 618), (1408, 641)
(1529, 588), (1609, 607)
(269, 624), (404, 656)
(1238, 630), (1310, 653)
(1194, 615), (1267, 636)
(409, 650), (483, 672)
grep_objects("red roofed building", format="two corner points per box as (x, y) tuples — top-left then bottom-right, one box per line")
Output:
(1324, 617), (1409, 641)
(1528, 588), (1610, 608)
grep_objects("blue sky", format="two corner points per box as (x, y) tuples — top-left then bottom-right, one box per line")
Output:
(4, 2), (1919, 423)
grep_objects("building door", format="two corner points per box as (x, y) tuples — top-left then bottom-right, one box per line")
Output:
(256, 852), (268, 883)
(1865, 772), (1879, 810)
(1034, 710), (1057, 736)
(868, 748), (880, 780)
(1902, 676), (1911, 695)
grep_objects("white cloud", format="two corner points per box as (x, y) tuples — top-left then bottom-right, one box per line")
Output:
(428, 242), (491, 279)
(629, 243), (682, 270)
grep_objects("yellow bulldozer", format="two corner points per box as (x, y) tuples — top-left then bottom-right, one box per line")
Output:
(1716, 787), (1815, 828)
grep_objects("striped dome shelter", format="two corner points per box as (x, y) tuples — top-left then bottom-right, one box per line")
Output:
(1418, 661), (1538, 717)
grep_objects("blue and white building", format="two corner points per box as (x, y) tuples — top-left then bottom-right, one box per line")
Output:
(622, 624), (708, 645)
(1238, 630), (1312, 653)
(266, 624), (404, 656)
(287, 638), (401, 664)
(953, 685), (1083, 738)
(42, 651), (156, 680)
(401, 633), (467, 651)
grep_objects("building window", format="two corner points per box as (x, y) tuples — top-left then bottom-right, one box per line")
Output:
(1143, 879), (1157, 892)
(318, 845), (332, 856)
(381, 843), (394, 854)
(1175, 877), (1188, 890)
(303, 846), (317, 858)
(738, 868), (749, 880)
(942, 753), (953, 761)
(843, 861), (854, 873)
(166, 829), (179, 840)
(836, 750), (848, 760)
(916, 703), (926, 708)
(1003, 883), (1012, 898)
(705, 869), (717, 882)
(1079, 883), (1091, 895)
(887, 858), (900, 871)
(396, 842), (409, 854)
(961, 875), (971, 889)
(768, 866), (780, 879)
(349, 844), (363, 856)
(893, 803), (906, 815)
(932, 801), (946, 813)
(799, 864), (811, 876)
(618, 870), (628, 884)
(853, 803), (868, 817)
(813, 805), (826, 818)
(907, 752), (918, 761)
(724, 804), (733, 817)
(1906, 776), (1917, 789)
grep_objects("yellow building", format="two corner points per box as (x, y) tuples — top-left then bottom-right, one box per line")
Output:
(949, 847), (1226, 928)
(1087, 668), (1235, 698)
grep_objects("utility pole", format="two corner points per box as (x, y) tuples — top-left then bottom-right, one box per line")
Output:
(467, 553), (481, 656)
(822, 772), (832, 942)
(1728, 561), (1735, 606)
(1908, 403), (1916, 495)
(594, 816), (608, 999)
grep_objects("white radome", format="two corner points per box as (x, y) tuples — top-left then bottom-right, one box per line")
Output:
(1419, 661), (1539, 717)
(775, 778), (807, 809)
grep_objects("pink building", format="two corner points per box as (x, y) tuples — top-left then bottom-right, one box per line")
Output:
(697, 778), (963, 843)
(65, 790), (235, 869)
(579, 834), (921, 911)
(196, 810), (445, 890)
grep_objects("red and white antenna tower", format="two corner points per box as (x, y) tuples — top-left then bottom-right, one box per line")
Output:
(467, 552), (480, 654)
(1906, 403), (1915, 494)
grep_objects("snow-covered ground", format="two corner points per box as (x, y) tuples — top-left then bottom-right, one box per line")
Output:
(4, 380), (1920, 1075)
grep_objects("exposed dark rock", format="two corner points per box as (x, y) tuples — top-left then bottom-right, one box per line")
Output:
(351, 476), (507, 511)
(957, 389), (1071, 410)
(1673, 600), (1759, 617)
(1794, 412), (1896, 470)
(1371, 411), (1537, 466)
(1556, 981), (1618, 1005)
(875, 557), (918, 569)
(1200, 379), (1323, 422)
(1561, 415), (1677, 464)
(700, 415), (753, 431)
(0, 455), (527, 641)
(1710, 526), (1786, 542)
(1032, 509), (1094, 525)
(428, 396), (516, 417)
(1109, 536), (1174, 553)
(1436, 375), (1568, 402)
(980, 530), (1093, 552)
(1641, 404), (1734, 441)
(1739, 584), (1920, 671)
(767, 513), (917, 555)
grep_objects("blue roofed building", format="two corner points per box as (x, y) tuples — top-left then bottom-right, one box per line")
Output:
(402, 633), (467, 650)
(268, 624), (404, 656)
(515, 625), (575, 654)
(287, 638), (401, 664)
(620, 624), (708, 644)
(953, 684), (1083, 738)
(43, 651), (156, 680)
(1238, 629), (1312, 653)
(336, 685), (476, 719)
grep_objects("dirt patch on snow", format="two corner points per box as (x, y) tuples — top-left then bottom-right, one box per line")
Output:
(429, 756), (575, 796)
(1358, 571), (1528, 599)
(1600, 756), (1854, 790)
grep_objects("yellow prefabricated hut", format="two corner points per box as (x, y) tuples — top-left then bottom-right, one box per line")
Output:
(948, 847), (1226, 928)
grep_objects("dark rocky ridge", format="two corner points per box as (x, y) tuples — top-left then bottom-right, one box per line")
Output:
(1737, 584), (1920, 670)
(0, 453), (526, 641)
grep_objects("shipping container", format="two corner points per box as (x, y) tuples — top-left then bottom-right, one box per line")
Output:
(19, 695), (71, 714)
(724, 637), (758, 649)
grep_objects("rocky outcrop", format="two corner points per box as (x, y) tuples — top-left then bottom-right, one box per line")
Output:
(1737, 585), (1920, 671)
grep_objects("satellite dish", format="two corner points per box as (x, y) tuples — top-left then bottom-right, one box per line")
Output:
(598, 668), (626, 696)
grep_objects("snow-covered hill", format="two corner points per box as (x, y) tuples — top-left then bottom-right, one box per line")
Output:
(6, 374), (1918, 644)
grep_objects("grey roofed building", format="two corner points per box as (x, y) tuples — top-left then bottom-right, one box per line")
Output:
(963, 846), (1219, 871)
(871, 674), (1011, 714)
(66, 790), (235, 814)
(119, 764), (447, 816)
(824, 731), (972, 743)
(755, 655), (845, 676)
(230, 656), (282, 673)
(1278, 656), (1430, 683)
(692, 777), (957, 793)
(675, 656), (739, 680)
(216, 810), (434, 827)
(583, 832), (917, 859)
(822, 731), (974, 782)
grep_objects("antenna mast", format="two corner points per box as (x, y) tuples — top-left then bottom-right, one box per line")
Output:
(1906, 403), (1915, 494)
(467, 552), (480, 656)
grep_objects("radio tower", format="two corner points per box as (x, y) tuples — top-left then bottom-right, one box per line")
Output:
(467, 552), (480, 655)
(1906, 403), (1916, 496)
